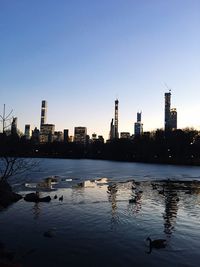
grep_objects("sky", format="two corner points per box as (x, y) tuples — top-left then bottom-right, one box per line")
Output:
(0, 0), (200, 139)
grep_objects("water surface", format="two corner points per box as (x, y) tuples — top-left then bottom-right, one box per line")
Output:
(1, 159), (200, 267)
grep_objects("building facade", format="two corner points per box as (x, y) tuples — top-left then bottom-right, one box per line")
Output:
(40, 100), (47, 128)
(40, 124), (55, 143)
(134, 112), (143, 135)
(24, 124), (31, 139)
(120, 132), (130, 139)
(74, 127), (87, 144)
(164, 91), (177, 131)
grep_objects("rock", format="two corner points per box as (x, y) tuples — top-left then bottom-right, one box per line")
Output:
(0, 181), (22, 208)
(24, 193), (51, 203)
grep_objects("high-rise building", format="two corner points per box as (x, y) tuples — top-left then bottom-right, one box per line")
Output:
(40, 100), (47, 128)
(164, 91), (177, 131)
(24, 124), (31, 139)
(165, 92), (171, 131)
(63, 129), (69, 143)
(170, 108), (177, 130)
(137, 112), (142, 123)
(109, 118), (115, 140)
(40, 124), (55, 143)
(114, 99), (119, 139)
(74, 127), (87, 144)
(134, 112), (143, 135)
(11, 117), (18, 135)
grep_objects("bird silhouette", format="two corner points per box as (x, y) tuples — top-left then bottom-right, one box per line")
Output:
(59, 195), (63, 201)
(54, 195), (57, 199)
(146, 237), (167, 253)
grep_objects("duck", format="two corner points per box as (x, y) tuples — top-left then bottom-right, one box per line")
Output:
(146, 237), (167, 249)
(129, 198), (137, 203)
(59, 195), (63, 201)
(54, 194), (58, 199)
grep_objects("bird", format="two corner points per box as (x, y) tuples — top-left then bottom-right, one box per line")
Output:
(54, 195), (57, 199)
(146, 237), (167, 250)
(129, 198), (137, 204)
(59, 195), (63, 201)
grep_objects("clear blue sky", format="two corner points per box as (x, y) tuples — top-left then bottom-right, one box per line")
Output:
(0, 0), (200, 138)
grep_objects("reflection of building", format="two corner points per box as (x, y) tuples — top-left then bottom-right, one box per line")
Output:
(40, 124), (55, 143)
(164, 91), (177, 131)
(11, 117), (18, 135)
(40, 100), (47, 128)
(24, 124), (31, 139)
(134, 112), (143, 135)
(162, 182), (179, 236)
(120, 132), (130, 139)
(74, 127), (87, 144)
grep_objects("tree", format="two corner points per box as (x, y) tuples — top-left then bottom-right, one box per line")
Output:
(0, 156), (38, 182)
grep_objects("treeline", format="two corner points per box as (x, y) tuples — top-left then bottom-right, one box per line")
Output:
(1, 129), (200, 165)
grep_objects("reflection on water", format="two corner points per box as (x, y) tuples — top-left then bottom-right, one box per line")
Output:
(1, 173), (200, 266)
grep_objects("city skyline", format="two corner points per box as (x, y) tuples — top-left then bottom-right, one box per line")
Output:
(0, 1), (200, 138)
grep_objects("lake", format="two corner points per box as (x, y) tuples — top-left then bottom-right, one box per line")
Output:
(1, 159), (200, 267)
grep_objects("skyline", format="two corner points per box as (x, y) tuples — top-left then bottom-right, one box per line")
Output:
(0, 0), (200, 138)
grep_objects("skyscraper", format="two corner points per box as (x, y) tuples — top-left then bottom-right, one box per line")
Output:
(24, 124), (30, 139)
(40, 100), (47, 128)
(170, 108), (177, 130)
(109, 118), (115, 140)
(165, 92), (171, 131)
(134, 112), (143, 135)
(114, 99), (119, 139)
(74, 127), (87, 144)
(164, 91), (177, 131)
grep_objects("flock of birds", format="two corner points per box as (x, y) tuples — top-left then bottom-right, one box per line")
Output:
(107, 181), (168, 252)
(53, 194), (63, 201)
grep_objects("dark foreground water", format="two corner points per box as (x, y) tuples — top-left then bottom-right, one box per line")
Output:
(1, 159), (200, 267)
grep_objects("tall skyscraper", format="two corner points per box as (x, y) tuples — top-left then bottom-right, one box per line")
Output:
(40, 100), (47, 128)
(114, 99), (119, 139)
(134, 112), (143, 135)
(164, 91), (177, 131)
(165, 92), (171, 131)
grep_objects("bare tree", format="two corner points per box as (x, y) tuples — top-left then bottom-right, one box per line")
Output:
(0, 156), (38, 182)
(0, 104), (13, 133)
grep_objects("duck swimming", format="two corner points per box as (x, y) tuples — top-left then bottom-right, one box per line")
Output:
(146, 237), (167, 249)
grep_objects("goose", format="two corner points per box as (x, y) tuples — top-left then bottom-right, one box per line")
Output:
(59, 195), (63, 201)
(129, 198), (137, 203)
(146, 237), (167, 249)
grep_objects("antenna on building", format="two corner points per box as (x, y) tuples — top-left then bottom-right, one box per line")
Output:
(164, 82), (172, 93)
